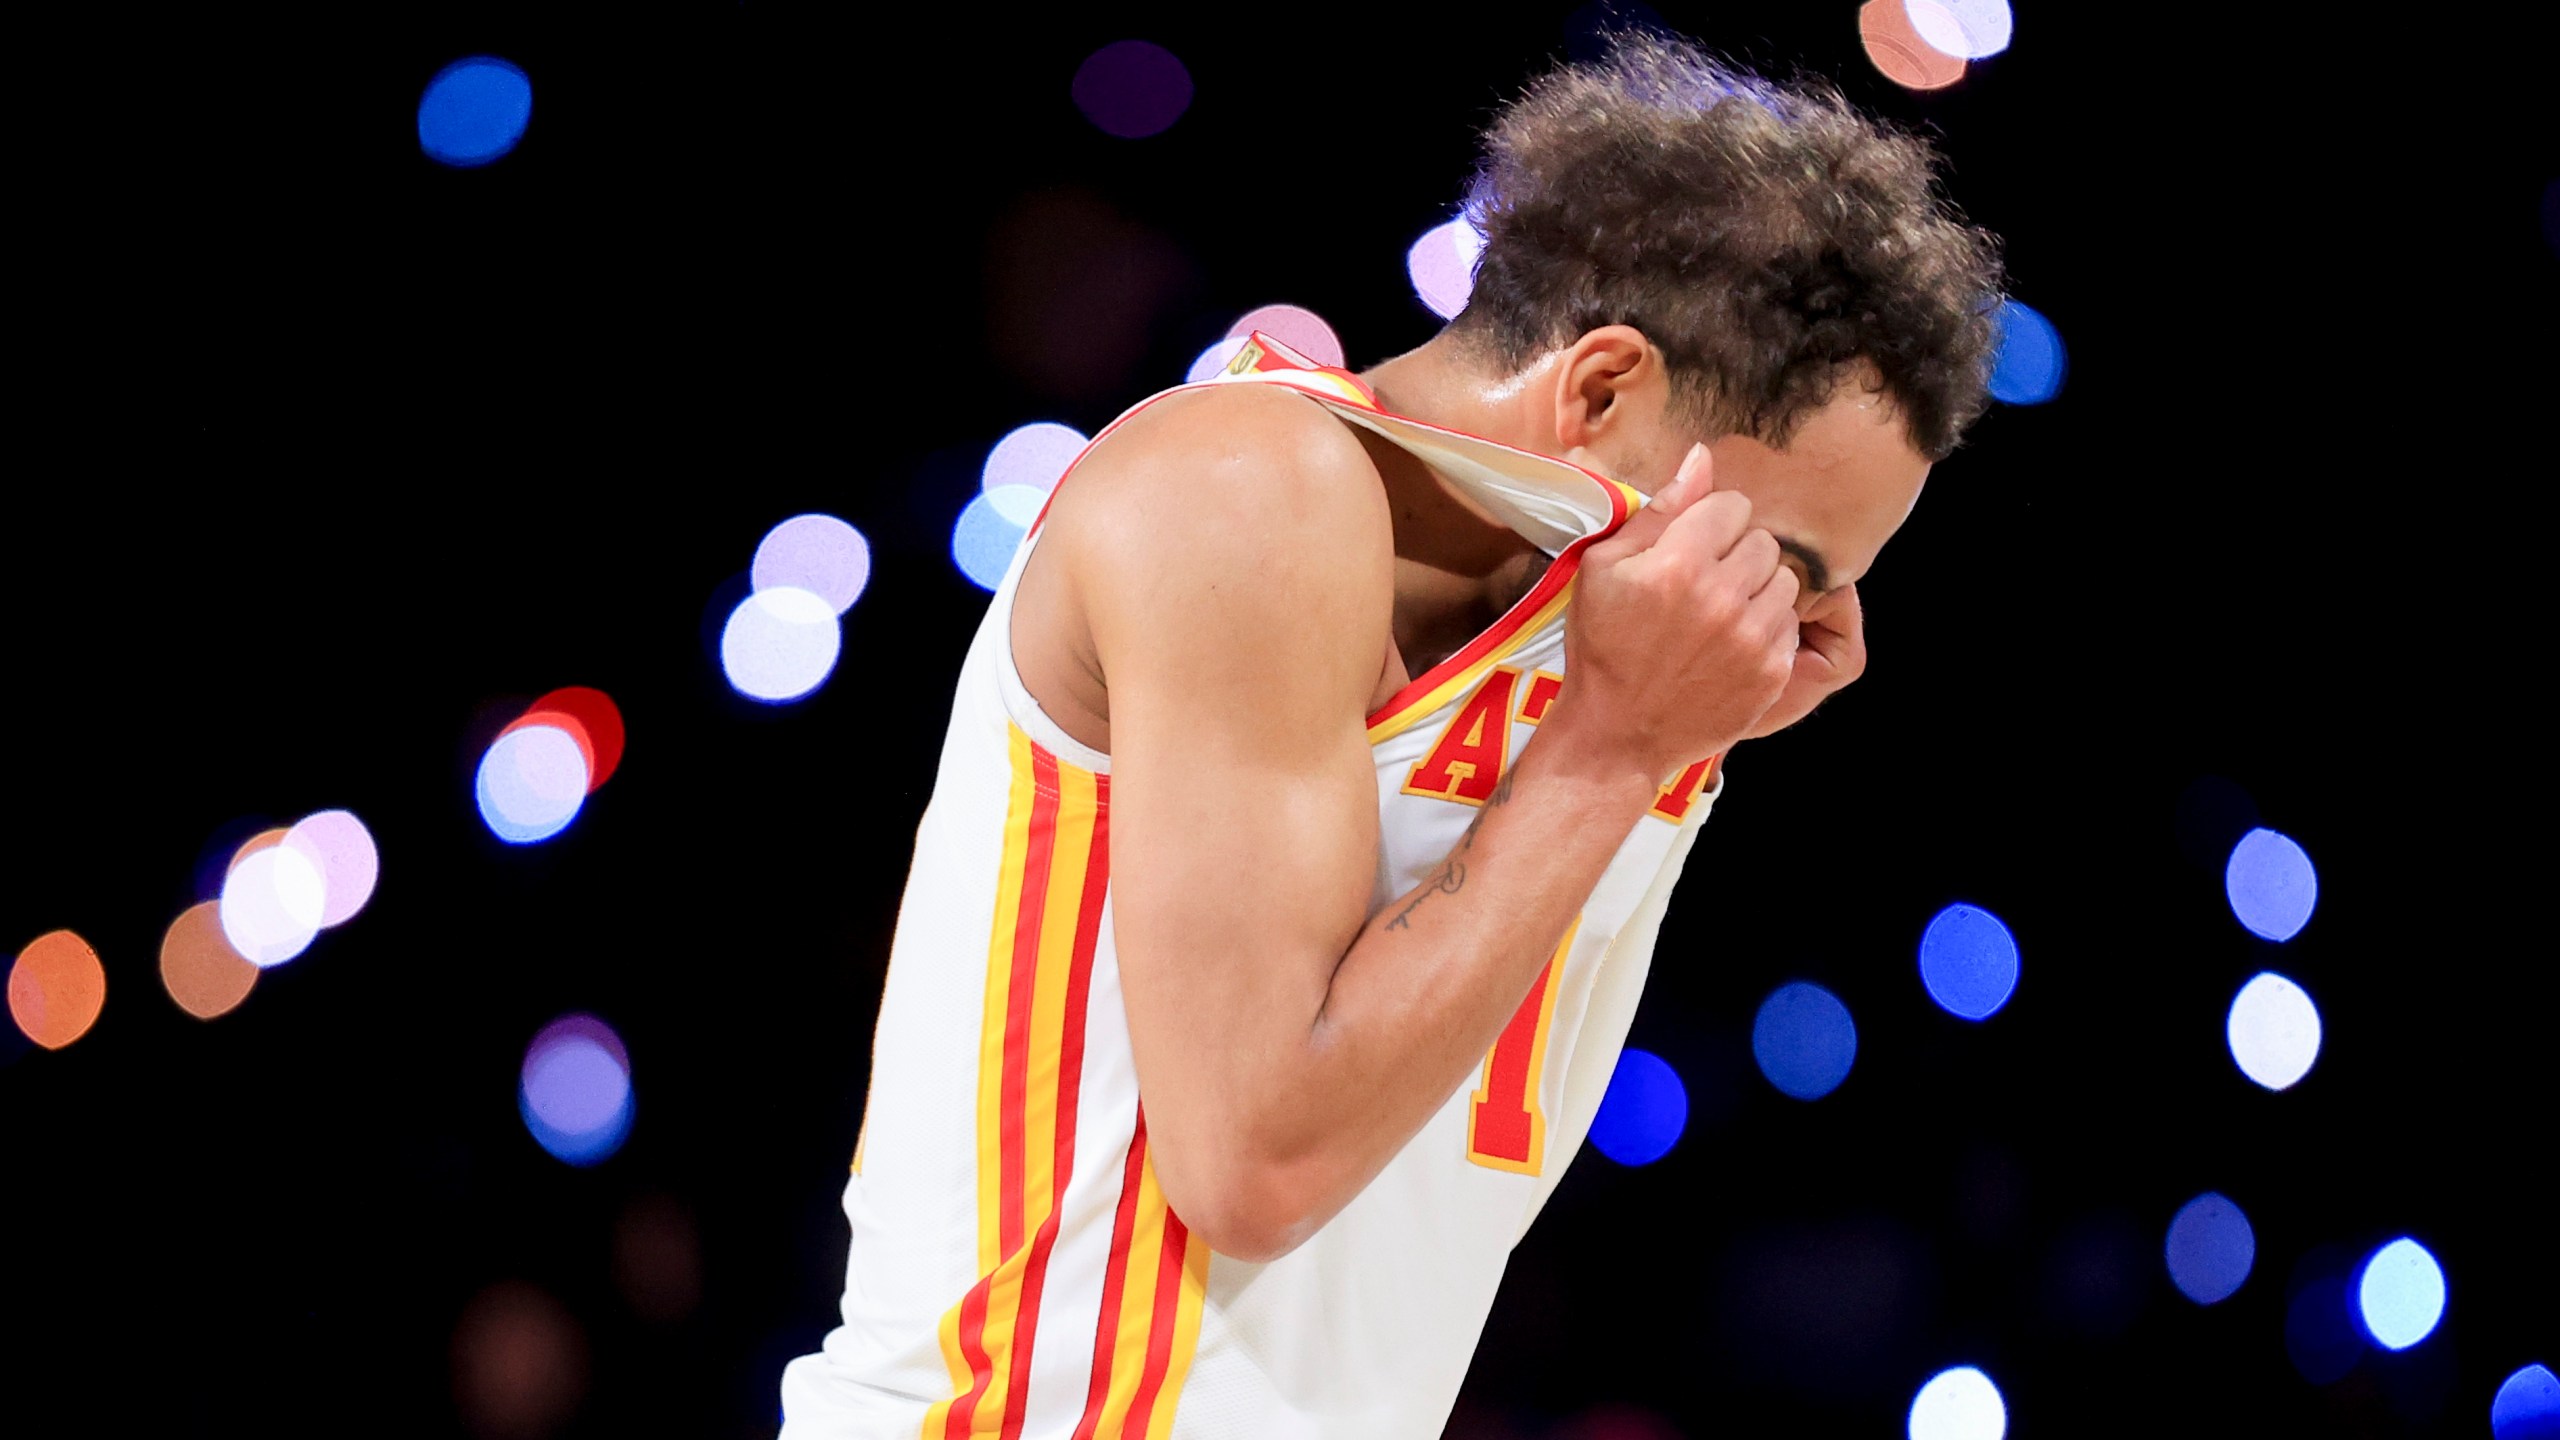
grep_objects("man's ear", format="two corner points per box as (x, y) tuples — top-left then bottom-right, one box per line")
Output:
(1551, 325), (1662, 451)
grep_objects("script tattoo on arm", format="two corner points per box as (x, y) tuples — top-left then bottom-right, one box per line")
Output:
(1382, 768), (1516, 932)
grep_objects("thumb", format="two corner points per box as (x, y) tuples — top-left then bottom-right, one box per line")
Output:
(1585, 443), (1712, 564)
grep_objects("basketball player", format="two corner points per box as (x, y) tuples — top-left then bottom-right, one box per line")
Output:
(781, 35), (2003, 1439)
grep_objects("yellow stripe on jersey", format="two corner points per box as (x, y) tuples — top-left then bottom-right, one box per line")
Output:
(1143, 1239), (1212, 1440)
(1366, 583), (1576, 745)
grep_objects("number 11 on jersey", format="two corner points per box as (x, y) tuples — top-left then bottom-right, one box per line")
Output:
(1466, 918), (1580, 1174)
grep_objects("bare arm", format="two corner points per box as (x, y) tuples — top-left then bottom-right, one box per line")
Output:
(1058, 390), (1793, 1260)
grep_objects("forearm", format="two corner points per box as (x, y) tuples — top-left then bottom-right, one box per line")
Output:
(1251, 718), (1665, 1237)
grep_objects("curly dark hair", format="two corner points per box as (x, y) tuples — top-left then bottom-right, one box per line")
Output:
(1450, 34), (2004, 461)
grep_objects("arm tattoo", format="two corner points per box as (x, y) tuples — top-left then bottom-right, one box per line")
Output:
(1383, 767), (1516, 932)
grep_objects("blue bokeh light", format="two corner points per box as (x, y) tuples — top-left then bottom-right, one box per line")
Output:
(1589, 1047), (1687, 1166)
(2164, 1192), (2255, 1305)
(1918, 902), (2018, 1020)
(1751, 981), (1857, 1101)
(418, 57), (533, 169)
(1986, 299), (2065, 405)
(953, 491), (1030, 591)
(475, 724), (588, 844)
(2357, 1237), (2447, 1351)
(2226, 827), (2317, 941)
(2493, 1363), (2560, 1440)
(2286, 1272), (2365, 1384)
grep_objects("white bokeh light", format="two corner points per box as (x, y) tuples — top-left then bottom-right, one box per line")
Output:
(1909, 1366), (2007, 1440)
(220, 844), (327, 967)
(283, 809), (379, 928)
(751, 513), (871, 616)
(2358, 1237), (2448, 1350)
(477, 724), (591, 844)
(721, 585), (841, 703)
(2227, 971), (2322, 1090)
(1407, 216), (1485, 320)
(1905, 0), (2012, 58)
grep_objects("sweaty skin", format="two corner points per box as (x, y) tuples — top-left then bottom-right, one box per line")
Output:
(1008, 326), (1929, 1260)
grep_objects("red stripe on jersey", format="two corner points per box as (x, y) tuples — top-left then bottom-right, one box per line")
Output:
(996, 776), (1112, 1437)
(1072, 1117), (1152, 1440)
(1121, 1213), (1194, 1438)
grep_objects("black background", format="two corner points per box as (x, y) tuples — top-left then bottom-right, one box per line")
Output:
(11, 3), (2555, 1437)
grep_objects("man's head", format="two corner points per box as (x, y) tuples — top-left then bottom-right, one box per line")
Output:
(1450, 34), (2005, 601)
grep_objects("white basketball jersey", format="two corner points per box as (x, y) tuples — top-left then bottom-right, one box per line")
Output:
(779, 333), (1722, 1439)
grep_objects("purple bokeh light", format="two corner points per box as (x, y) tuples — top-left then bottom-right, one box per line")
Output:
(1407, 217), (1484, 320)
(520, 1013), (634, 1166)
(751, 514), (872, 616)
(1071, 41), (1193, 139)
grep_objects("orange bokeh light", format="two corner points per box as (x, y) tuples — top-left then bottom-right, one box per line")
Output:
(1861, 0), (1967, 90)
(227, 827), (290, 874)
(9, 930), (107, 1050)
(161, 901), (260, 1020)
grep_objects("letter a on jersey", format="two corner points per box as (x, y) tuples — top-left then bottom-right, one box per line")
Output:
(1402, 667), (1521, 806)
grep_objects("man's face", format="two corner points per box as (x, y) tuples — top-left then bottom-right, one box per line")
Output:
(1618, 379), (1932, 616)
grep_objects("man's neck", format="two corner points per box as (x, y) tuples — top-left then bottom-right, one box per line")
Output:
(1354, 336), (1553, 673)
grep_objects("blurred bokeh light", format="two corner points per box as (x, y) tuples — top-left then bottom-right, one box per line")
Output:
(1071, 40), (1192, 139)
(2358, 1237), (2447, 1350)
(283, 809), (379, 928)
(1225, 304), (1344, 368)
(1186, 334), (1249, 382)
(2164, 1191), (2255, 1304)
(521, 1013), (634, 1166)
(614, 1194), (704, 1324)
(220, 842), (326, 967)
(417, 56), (533, 169)
(159, 901), (260, 1020)
(9, 931), (107, 1051)
(2494, 1363), (2560, 1440)
(1918, 902), (2018, 1019)
(1588, 1047), (1687, 1166)
(478, 723), (591, 843)
(452, 1279), (589, 1440)
(519, 687), (625, 790)
(2227, 971), (2321, 1091)
(1408, 215), (1485, 320)
(952, 490), (1035, 591)
(1860, 0), (1966, 90)
(752, 514), (872, 617)
(1985, 299), (2065, 405)
(2225, 826), (2317, 941)
(1908, 1365), (2006, 1440)
(1905, 0), (2013, 60)
(2286, 1266), (2365, 1384)
(722, 586), (842, 703)
(981, 421), (1088, 499)
(1752, 981), (1857, 1100)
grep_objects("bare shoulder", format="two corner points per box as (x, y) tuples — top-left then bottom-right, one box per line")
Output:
(1008, 383), (1396, 747)
(1049, 379), (1392, 558)
(1044, 384), (1394, 588)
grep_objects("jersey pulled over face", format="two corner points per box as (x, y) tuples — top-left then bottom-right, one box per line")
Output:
(777, 334), (1723, 1440)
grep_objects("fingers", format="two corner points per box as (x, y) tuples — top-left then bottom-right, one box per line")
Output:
(1582, 445), (1712, 568)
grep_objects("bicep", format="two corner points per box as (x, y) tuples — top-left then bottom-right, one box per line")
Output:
(1064, 391), (1391, 1160)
